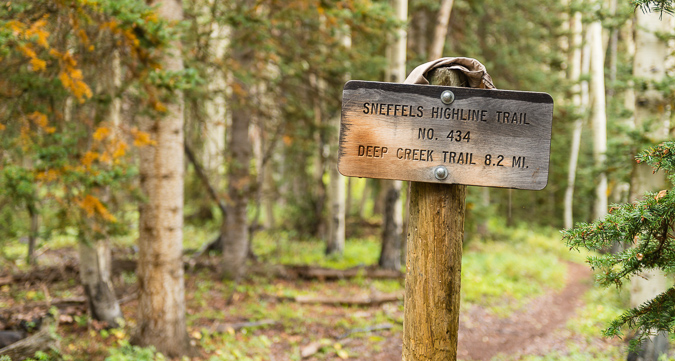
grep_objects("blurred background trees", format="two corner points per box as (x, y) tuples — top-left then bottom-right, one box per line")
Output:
(2, 0), (675, 358)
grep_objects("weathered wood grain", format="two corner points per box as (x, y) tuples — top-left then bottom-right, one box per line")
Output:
(402, 68), (466, 361)
(338, 80), (553, 190)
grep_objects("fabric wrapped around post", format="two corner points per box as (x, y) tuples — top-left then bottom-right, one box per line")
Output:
(404, 57), (496, 89)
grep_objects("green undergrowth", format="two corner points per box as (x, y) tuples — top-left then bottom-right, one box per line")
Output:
(567, 286), (627, 339)
(461, 220), (582, 315)
(489, 264), (629, 360)
(252, 230), (381, 269)
(508, 345), (624, 361)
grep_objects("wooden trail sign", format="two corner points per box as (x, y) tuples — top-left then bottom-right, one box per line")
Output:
(338, 80), (554, 190)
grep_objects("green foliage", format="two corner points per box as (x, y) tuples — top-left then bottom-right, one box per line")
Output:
(462, 222), (569, 315)
(0, 0), (196, 255)
(105, 340), (165, 361)
(513, 346), (623, 361)
(199, 332), (273, 361)
(567, 286), (627, 338)
(22, 351), (61, 361)
(563, 142), (675, 347)
(633, 0), (675, 16)
(253, 230), (381, 269)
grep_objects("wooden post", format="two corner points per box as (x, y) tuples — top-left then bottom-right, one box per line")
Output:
(402, 68), (468, 361)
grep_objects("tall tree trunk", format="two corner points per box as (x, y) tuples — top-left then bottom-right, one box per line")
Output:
(563, 12), (587, 229)
(627, 10), (672, 361)
(79, 51), (123, 328)
(607, 0), (618, 98)
(326, 164), (346, 256)
(79, 240), (122, 327)
(379, 0), (407, 270)
(326, 26), (351, 256)
(26, 203), (38, 265)
(379, 181), (402, 270)
(358, 179), (369, 219)
(589, 21), (607, 220)
(203, 24), (228, 174)
(345, 177), (353, 220)
(263, 160), (276, 229)
(222, 1), (255, 281)
(133, 0), (189, 356)
(428, 0), (454, 60)
(222, 89), (252, 281)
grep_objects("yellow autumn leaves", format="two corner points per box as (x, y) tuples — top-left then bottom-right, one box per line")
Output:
(7, 15), (93, 103)
(76, 194), (117, 223)
(83, 124), (155, 169)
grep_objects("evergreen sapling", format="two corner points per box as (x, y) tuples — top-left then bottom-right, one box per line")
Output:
(563, 141), (675, 348)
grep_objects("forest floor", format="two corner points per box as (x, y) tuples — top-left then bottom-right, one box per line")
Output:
(0, 226), (640, 361)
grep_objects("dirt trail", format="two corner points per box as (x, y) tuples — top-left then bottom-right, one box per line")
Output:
(456, 261), (592, 360)
(354, 261), (593, 361)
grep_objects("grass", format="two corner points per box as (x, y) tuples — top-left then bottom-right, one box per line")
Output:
(461, 220), (576, 315)
(252, 230), (381, 269)
(1, 216), (634, 360)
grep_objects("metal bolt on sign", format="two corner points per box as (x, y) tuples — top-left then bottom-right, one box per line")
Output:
(434, 166), (449, 180)
(440, 90), (455, 104)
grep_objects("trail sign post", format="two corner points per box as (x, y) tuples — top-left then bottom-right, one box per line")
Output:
(338, 80), (553, 190)
(338, 66), (553, 360)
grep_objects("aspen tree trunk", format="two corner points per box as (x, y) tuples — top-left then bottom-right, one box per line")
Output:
(379, 0), (407, 270)
(221, 1), (256, 281)
(358, 179), (369, 219)
(79, 52), (123, 328)
(403, 68), (466, 361)
(345, 177), (353, 220)
(134, 0), (190, 356)
(263, 161), (276, 229)
(607, 0), (618, 98)
(222, 85), (252, 281)
(79, 239), (121, 327)
(589, 21), (608, 220)
(311, 72), (327, 238)
(428, 0), (454, 60)
(563, 12), (587, 229)
(326, 152), (346, 255)
(627, 10), (671, 361)
(326, 24), (350, 256)
(203, 24), (228, 174)
(26, 203), (38, 265)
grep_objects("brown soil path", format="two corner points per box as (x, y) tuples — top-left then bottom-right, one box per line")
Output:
(349, 261), (593, 361)
(456, 261), (592, 360)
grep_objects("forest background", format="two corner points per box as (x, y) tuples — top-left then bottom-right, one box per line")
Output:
(1, 0), (675, 360)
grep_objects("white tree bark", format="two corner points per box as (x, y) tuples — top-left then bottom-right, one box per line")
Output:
(325, 24), (351, 256)
(134, 0), (189, 356)
(589, 21), (608, 220)
(628, 11), (672, 361)
(379, 0), (407, 270)
(203, 24), (228, 174)
(79, 240), (122, 327)
(428, 0), (454, 60)
(79, 51), (123, 328)
(563, 12), (587, 229)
